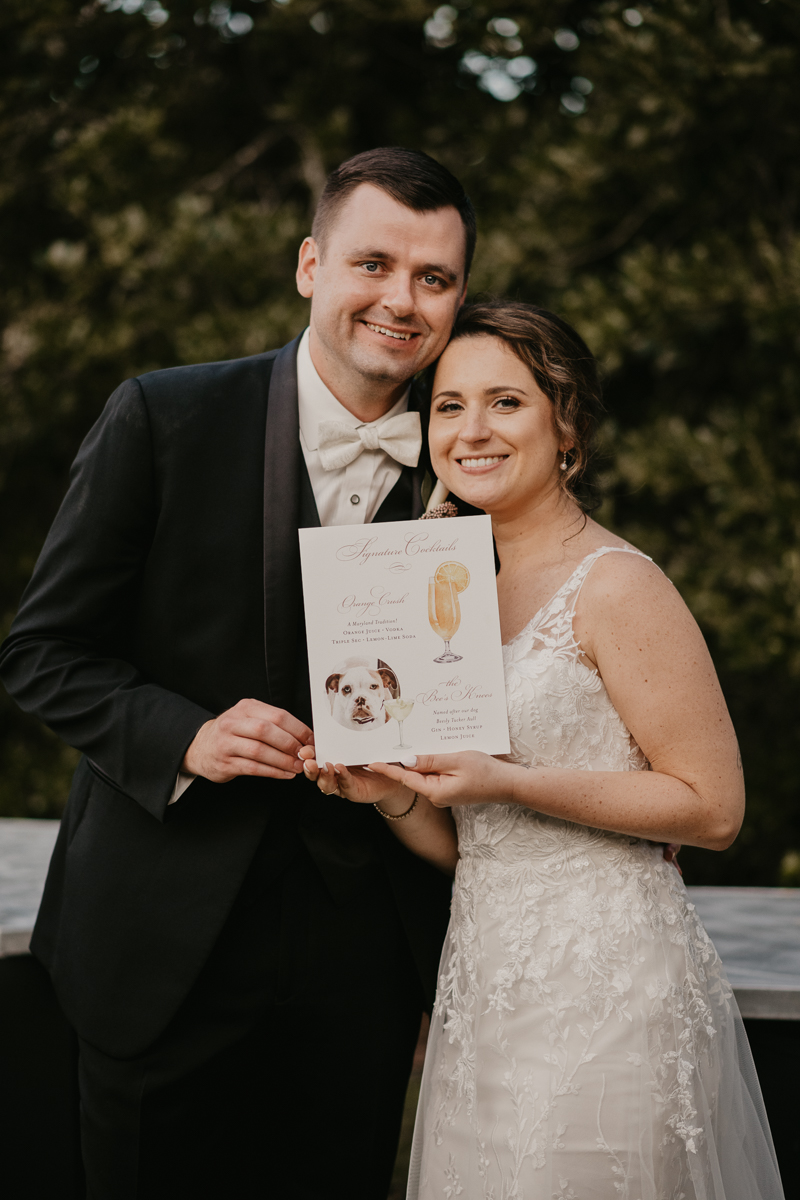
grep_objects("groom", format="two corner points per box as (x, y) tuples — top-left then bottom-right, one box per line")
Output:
(0, 148), (474, 1198)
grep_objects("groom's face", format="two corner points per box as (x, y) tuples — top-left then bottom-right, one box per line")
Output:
(297, 183), (468, 396)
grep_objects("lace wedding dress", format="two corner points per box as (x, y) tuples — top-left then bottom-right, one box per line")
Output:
(408, 547), (783, 1200)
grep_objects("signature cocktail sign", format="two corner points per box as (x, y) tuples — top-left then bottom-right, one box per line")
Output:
(299, 514), (510, 766)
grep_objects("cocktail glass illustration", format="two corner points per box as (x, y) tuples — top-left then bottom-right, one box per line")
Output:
(428, 561), (470, 663)
(385, 698), (415, 749)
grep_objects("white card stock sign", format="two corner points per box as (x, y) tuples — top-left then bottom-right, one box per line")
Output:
(299, 515), (510, 766)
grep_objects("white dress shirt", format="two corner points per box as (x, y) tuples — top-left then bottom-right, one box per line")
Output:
(170, 327), (415, 803)
(296, 327), (411, 525)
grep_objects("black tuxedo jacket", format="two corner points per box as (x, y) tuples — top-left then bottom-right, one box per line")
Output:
(0, 335), (455, 1058)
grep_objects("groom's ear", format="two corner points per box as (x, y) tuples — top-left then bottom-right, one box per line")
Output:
(296, 236), (320, 298)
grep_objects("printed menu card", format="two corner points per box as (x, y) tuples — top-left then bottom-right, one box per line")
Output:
(299, 514), (510, 766)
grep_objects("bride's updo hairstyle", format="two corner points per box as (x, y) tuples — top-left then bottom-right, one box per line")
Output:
(448, 300), (603, 512)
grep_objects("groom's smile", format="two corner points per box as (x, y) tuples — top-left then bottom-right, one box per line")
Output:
(363, 321), (416, 341)
(356, 313), (424, 357)
(296, 182), (468, 422)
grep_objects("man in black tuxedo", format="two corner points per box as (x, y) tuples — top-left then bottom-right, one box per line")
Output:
(0, 148), (475, 1199)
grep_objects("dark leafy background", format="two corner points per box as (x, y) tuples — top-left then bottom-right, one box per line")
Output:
(2, 0), (799, 886)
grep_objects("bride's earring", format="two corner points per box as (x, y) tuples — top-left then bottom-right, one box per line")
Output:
(560, 450), (568, 471)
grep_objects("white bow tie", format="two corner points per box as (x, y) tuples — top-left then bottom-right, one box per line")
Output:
(316, 412), (422, 471)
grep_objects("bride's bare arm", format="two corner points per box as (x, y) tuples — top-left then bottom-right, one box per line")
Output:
(300, 751), (459, 876)
(372, 556), (744, 851)
(572, 552), (744, 849)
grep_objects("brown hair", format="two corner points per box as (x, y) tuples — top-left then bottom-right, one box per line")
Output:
(449, 300), (604, 511)
(312, 147), (477, 279)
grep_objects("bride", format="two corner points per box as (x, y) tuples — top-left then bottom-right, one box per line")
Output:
(303, 300), (784, 1199)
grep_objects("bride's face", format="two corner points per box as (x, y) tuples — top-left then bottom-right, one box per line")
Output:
(429, 334), (567, 517)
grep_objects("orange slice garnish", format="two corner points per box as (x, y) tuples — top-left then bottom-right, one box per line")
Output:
(434, 561), (470, 593)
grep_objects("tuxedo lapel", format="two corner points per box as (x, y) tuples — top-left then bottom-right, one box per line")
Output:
(298, 455), (321, 530)
(410, 464), (426, 519)
(263, 334), (305, 710)
(372, 466), (414, 523)
(369, 376), (430, 523)
(408, 373), (430, 519)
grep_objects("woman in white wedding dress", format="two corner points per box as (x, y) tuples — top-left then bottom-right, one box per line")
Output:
(304, 301), (784, 1199)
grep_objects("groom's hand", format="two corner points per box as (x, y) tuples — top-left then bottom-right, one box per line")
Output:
(182, 699), (313, 783)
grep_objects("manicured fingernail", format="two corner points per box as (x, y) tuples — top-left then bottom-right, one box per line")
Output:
(400, 755), (417, 767)
(333, 766), (341, 775)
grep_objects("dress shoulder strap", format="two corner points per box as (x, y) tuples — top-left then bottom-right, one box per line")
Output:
(506, 546), (654, 658)
(564, 545), (653, 613)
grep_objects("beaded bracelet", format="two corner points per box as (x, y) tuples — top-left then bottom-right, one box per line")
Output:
(374, 792), (419, 821)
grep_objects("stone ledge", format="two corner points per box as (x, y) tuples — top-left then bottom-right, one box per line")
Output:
(0, 818), (60, 958)
(733, 987), (800, 1020)
(0, 926), (34, 957)
(1, 824), (799, 1024)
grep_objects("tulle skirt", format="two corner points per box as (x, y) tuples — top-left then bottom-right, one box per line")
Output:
(407, 832), (784, 1200)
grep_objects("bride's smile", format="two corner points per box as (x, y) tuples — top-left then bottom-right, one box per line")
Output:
(429, 332), (570, 519)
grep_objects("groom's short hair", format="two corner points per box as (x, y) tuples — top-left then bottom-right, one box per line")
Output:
(312, 147), (476, 277)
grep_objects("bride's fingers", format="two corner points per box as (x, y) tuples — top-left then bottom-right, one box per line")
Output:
(313, 762), (341, 796)
(335, 764), (354, 789)
(368, 762), (405, 782)
(369, 758), (448, 784)
(307, 759), (342, 797)
(379, 753), (463, 775)
(407, 753), (462, 772)
(336, 765), (371, 794)
(369, 761), (440, 799)
(331, 763), (384, 804)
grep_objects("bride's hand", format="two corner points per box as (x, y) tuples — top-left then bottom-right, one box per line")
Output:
(301, 749), (415, 808)
(369, 751), (514, 808)
(300, 752), (343, 796)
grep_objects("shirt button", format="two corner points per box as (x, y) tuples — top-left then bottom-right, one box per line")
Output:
(350, 494), (360, 505)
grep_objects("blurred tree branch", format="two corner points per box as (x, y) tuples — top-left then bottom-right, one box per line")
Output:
(193, 128), (283, 194)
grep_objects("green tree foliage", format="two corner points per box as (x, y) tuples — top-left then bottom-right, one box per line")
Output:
(1, 0), (799, 882)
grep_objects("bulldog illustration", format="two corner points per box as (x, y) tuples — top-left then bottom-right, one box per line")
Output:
(325, 657), (400, 731)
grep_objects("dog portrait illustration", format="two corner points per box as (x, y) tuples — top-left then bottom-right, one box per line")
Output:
(325, 656), (400, 731)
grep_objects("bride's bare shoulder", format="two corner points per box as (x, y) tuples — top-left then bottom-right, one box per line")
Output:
(573, 518), (642, 564)
(574, 538), (703, 675)
(578, 531), (691, 624)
